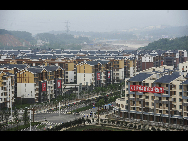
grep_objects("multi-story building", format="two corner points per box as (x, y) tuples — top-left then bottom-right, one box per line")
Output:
(114, 63), (188, 125)
(132, 49), (187, 71)
(0, 72), (15, 110)
(76, 60), (111, 87)
(16, 65), (64, 104)
(0, 49), (187, 107)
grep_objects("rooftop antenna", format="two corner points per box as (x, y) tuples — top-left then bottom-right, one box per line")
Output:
(65, 20), (70, 34)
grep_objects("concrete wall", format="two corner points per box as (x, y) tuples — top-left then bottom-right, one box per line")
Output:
(17, 83), (35, 98)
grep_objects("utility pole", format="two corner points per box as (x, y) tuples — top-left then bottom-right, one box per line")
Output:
(29, 106), (31, 131)
(65, 21), (70, 34)
(59, 102), (60, 117)
(28, 108), (36, 122)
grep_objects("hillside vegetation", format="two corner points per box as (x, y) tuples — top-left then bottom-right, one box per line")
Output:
(139, 36), (188, 51)
(0, 29), (91, 50)
(0, 29), (35, 47)
(35, 33), (90, 50)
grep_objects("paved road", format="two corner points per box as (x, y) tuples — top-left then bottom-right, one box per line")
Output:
(22, 102), (115, 131)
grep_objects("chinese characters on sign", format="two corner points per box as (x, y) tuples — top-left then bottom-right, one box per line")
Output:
(57, 80), (61, 89)
(97, 73), (100, 80)
(42, 82), (46, 91)
(108, 71), (110, 79)
(130, 85), (164, 93)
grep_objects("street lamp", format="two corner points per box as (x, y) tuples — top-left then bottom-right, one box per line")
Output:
(28, 107), (31, 131)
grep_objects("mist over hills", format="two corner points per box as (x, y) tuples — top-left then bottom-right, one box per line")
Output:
(0, 25), (188, 50)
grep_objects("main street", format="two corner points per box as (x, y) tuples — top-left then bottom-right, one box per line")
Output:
(22, 102), (115, 131)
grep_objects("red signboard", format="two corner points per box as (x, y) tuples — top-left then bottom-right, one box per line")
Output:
(42, 82), (46, 91)
(130, 85), (164, 93)
(161, 61), (163, 66)
(108, 71), (110, 79)
(97, 73), (100, 80)
(57, 80), (61, 89)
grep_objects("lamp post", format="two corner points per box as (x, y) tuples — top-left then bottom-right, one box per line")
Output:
(59, 102), (60, 117)
(28, 107), (31, 131)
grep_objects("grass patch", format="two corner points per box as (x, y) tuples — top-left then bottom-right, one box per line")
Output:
(5, 122), (41, 131)
(65, 125), (130, 131)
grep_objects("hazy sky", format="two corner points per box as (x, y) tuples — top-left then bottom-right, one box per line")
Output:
(0, 10), (188, 35)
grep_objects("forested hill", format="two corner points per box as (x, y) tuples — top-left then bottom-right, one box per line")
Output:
(139, 36), (188, 51)
(0, 29), (36, 47)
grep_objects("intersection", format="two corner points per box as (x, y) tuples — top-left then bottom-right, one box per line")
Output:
(22, 101), (115, 131)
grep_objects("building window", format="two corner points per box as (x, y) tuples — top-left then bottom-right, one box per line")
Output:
(179, 92), (182, 96)
(25, 84), (26, 87)
(179, 105), (182, 109)
(166, 84), (168, 87)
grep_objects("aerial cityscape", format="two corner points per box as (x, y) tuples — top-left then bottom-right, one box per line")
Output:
(0, 10), (188, 131)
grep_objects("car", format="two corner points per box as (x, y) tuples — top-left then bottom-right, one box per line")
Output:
(75, 112), (80, 115)
(47, 109), (53, 112)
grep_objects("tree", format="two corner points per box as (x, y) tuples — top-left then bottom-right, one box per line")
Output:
(96, 98), (105, 124)
(22, 108), (29, 125)
(13, 108), (20, 130)
(94, 87), (101, 96)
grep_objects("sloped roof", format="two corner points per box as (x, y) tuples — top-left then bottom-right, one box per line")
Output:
(154, 72), (180, 83)
(128, 73), (153, 82)
(44, 66), (59, 71)
(182, 79), (188, 84)
(27, 67), (44, 73)
(0, 64), (28, 70)
(86, 61), (99, 66)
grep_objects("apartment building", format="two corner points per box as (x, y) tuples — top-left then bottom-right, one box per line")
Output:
(132, 50), (187, 71)
(0, 72), (15, 110)
(0, 49), (187, 107)
(124, 57), (136, 78)
(76, 60), (111, 87)
(114, 64), (188, 125)
(16, 65), (64, 104)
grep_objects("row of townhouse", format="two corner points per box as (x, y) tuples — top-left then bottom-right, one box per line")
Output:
(132, 49), (187, 72)
(0, 57), (136, 109)
(0, 49), (187, 82)
(114, 61), (188, 125)
(0, 49), (186, 109)
(0, 64), (65, 109)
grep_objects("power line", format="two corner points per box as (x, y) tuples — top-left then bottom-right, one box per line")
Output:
(64, 21), (70, 34)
